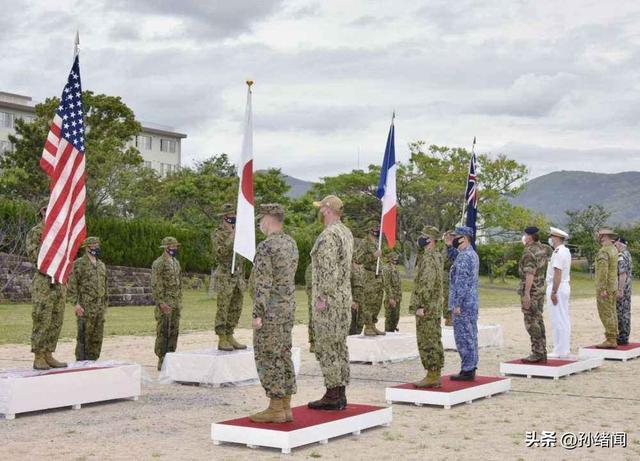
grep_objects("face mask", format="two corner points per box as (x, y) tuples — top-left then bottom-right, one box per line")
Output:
(417, 236), (430, 248)
(521, 235), (527, 245)
(89, 247), (101, 258)
(548, 238), (554, 247)
(452, 237), (462, 249)
(224, 216), (236, 225)
(372, 230), (381, 239)
(168, 248), (178, 257)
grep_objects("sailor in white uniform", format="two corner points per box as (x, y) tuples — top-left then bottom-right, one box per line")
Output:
(546, 227), (572, 358)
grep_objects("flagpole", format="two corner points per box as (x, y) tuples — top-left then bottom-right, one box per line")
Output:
(74, 30), (80, 57)
(376, 111), (395, 275)
(459, 136), (476, 225)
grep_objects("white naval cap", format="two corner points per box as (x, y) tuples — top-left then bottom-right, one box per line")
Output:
(549, 226), (569, 239)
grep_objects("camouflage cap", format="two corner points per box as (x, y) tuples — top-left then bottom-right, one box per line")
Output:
(35, 198), (48, 216)
(420, 225), (440, 240)
(81, 236), (100, 248)
(218, 203), (236, 217)
(257, 203), (285, 220)
(313, 195), (343, 213)
(159, 236), (180, 248)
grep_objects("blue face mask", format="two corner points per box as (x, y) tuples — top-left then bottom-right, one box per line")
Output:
(224, 216), (236, 225)
(89, 247), (101, 258)
(168, 248), (178, 257)
(417, 236), (430, 248)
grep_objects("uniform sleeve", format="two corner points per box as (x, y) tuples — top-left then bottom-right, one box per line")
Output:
(151, 259), (167, 306)
(212, 228), (234, 267)
(595, 250), (609, 291)
(67, 261), (80, 305)
(618, 254), (631, 276)
(450, 254), (474, 310)
(447, 247), (459, 263)
(304, 264), (312, 297)
(353, 239), (377, 270)
(252, 242), (272, 319)
(314, 232), (340, 301)
(520, 250), (536, 275)
(392, 269), (402, 300)
(25, 225), (41, 265)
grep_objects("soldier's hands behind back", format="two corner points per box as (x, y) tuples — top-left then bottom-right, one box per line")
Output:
(252, 317), (263, 330)
(75, 304), (84, 317)
(415, 308), (425, 317)
(315, 298), (327, 312)
(159, 303), (172, 314)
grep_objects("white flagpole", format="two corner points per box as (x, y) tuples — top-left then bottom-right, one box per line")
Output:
(459, 136), (476, 225)
(74, 30), (80, 57)
(375, 111), (395, 276)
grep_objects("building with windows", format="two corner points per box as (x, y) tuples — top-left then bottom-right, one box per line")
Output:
(0, 91), (186, 176)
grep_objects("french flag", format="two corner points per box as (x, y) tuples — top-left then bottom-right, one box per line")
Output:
(376, 115), (397, 249)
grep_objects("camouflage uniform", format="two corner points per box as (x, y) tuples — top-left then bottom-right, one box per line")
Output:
(410, 247), (444, 371)
(383, 260), (402, 332)
(311, 221), (354, 388)
(305, 264), (314, 347)
(68, 252), (108, 360)
(27, 221), (66, 355)
(595, 242), (619, 342)
(253, 231), (299, 399)
(151, 245), (182, 365)
(212, 225), (245, 336)
(441, 245), (455, 324)
(350, 263), (365, 335)
(617, 247), (633, 344)
(518, 241), (549, 358)
(354, 237), (383, 327)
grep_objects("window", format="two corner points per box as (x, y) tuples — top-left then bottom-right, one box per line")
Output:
(0, 140), (10, 154)
(160, 138), (177, 153)
(0, 112), (14, 128)
(160, 163), (165, 176)
(135, 135), (152, 150)
(144, 161), (152, 169)
(18, 115), (34, 123)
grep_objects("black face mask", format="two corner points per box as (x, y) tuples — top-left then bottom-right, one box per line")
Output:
(372, 230), (381, 239)
(168, 248), (179, 258)
(89, 247), (101, 258)
(224, 216), (236, 225)
(417, 236), (430, 248)
(452, 237), (462, 249)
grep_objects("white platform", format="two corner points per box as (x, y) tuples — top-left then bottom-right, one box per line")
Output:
(348, 333), (418, 364)
(0, 361), (141, 420)
(500, 357), (603, 380)
(442, 324), (504, 350)
(385, 376), (511, 409)
(159, 346), (301, 385)
(212, 405), (392, 455)
(578, 343), (640, 362)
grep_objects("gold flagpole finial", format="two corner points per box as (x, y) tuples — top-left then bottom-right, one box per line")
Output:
(246, 80), (254, 87)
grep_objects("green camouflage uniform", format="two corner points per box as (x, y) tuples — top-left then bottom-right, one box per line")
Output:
(596, 242), (619, 342)
(68, 253), (108, 360)
(253, 231), (299, 398)
(518, 242), (549, 357)
(305, 264), (314, 346)
(151, 252), (182, 362)
(212, 225), (245, 336)
(311, 221), (354, 388)
(353, 237), (383, 326)
(383, 262), (402, 332)
(27, 221), (66, 354)
(409, 248), (444, 371)
(350, 263), (365, 335)
(441, 245), (453, 323)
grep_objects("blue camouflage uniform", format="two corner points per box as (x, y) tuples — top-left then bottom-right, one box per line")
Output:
(448, 232), (480, 372)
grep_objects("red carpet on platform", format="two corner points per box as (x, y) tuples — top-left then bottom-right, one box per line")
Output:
(28, 367), (111, 377)
(585, 342), (640, 351)
(219, 403), (384, 431)
(392, 375), (507, 393)
(504, 359), (575, 367)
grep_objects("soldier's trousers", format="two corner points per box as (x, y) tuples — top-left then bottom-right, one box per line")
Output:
(453, 308), (478, 372)
(617, 295), (631, 344)
(349, 305), (364, 335)
(547, 284), (571, 357)
(597, 293), (618, 341)
(215, 277), (243, 335)
(154, 305), (181, 360)
(313, 307), (350, 388)
(362, 272), (383, 326)
(416, 315), (444, 370)
(521, 294), (547, 357)
(31, 272), (66, 353)
(75, 311), (105, 361)
(443, 283), (451, 322)
(254, 321), (297, 398)
(307, 300), (315, 345)
(384, 299), (400, 332)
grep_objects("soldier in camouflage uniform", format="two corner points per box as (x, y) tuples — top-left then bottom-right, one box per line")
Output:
(350, 261), (365, 335)
(442, 231), (455, 326)
(594, 228), (620, 348)
(68, 236), (108, 361)
(518, 227), (549, 363)
(151, 237), (182, 370)
(250, 204), (299, 423)
(410, 226), (445, 388)
(27, 202), (68, 370)
(305, 263), (315, 352)
(383, 252), (402, 332)
(308, 195), (354, 411)
(354, 222), (385, 336)
(614, 237), (633, 345)
(212, 204), (247, 351)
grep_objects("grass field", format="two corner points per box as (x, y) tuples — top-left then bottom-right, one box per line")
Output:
(0, 272), (633, 345)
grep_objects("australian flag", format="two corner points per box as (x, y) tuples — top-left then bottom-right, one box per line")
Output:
(464, 138), (478, 241)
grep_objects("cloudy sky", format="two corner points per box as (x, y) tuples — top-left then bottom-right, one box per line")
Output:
(2, 0), (640, 181)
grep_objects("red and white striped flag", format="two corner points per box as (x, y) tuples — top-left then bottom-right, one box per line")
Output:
(232, 81), (255, 264)
(38, 36), (87, 284)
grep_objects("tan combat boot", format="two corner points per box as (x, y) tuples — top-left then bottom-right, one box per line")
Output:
(413, 373), (430, 387)
(217, 335), (234, 351)
(33, 353), (50, 370)
(425, 368), (442, 388)
(228, 334), (247, 350)
(44, 352), (67, 368)
(595, 339), (618, 349)
(283, 395), (293, 422)
(249, 398), (287, 423)
(373, 324), (386, 336)
(363, 324), (377, 336)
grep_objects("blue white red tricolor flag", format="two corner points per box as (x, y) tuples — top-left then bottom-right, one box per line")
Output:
(376, 114), (397, 249)
(464, 137), (478, 238)
(232, 81), (256, 265)
(38, 35), (87, 284)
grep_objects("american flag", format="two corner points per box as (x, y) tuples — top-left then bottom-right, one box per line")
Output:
(464, 137), (478, 238)
(38, 51), (87, 284)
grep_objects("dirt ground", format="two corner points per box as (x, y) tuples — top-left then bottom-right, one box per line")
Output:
(1, 296), (639, 461)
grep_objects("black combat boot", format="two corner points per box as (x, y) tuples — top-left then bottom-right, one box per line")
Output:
(450, 369), (476, 381)
(308, 387), (345, 410)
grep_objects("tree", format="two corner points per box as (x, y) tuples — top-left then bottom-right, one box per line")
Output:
(566, 204), (612, 273)
(1, 91), (143, 215)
